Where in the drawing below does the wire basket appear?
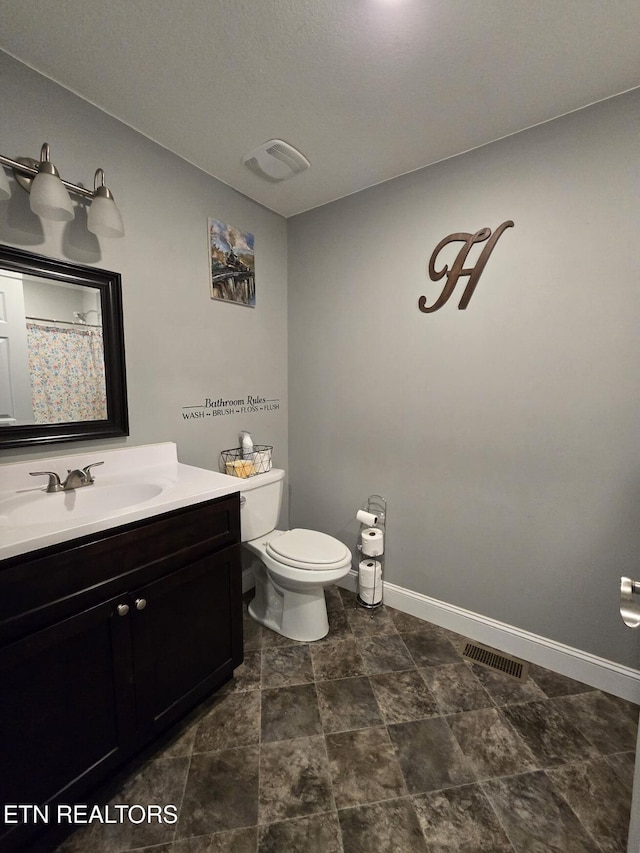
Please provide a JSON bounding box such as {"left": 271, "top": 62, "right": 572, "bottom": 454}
{"left": 220, "top": 445, "right": 273, "bottom": 478}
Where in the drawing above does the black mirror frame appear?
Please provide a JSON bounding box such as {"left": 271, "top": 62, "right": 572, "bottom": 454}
{"left": 0, "top": 244, "right": 129, "bottom": 449}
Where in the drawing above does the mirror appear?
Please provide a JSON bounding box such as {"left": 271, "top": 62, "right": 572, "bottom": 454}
{"left": 0, "top": 244, "right": 128, "bottom": 448}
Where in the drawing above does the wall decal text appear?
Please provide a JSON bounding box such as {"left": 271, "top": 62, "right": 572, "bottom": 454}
{"left": 182, "top": 395, "right": 280, "bottom": 420}
{"left": 419, "top": 220, "right": 514, "bottom": 313}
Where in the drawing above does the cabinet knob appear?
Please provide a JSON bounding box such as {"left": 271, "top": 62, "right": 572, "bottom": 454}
{"left": 117, "top": 603, "right": 129, "bottom": 616}
{"left": 135, "top": 598, "right": 147, "bottom": 611}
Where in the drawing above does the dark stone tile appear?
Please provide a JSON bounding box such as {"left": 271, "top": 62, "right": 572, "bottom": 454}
{"left": 259, "top": 736, "right": 334, "bottom": 824}
{"left": 547, "top": 757, "right": 631, "bottom": 853}
{"left": 258, "top": 811, "right": 342, "bottom": 853}
{"left": 338, "top": 587, "right": 358, "bottom": 609}
{"left": 112, "top": 755, "right": 191, "bottom": 849}
{"left": 552, "top": 691, "right": 638, "bottom": 755}
{"left": 346, "top": 605, "right": 397, "bottom": 636}
{"left": 175, "top": 746, "right": 259, "bottom": 838}
{"left": 261, "top": 683, "right": 322, "bottom": 743}
{"left": 528, "top": 663, "right": 595, "bottom": 698}
{"left": 369, "top": 669, "right": 439, "bottom": 723}
{"left": 388, "top": 717, "right": 476, "bottom": 794}
{"left": 310, "top": 636, "right": 367, "bottom": 681}
{"left": 324, "top": 585, "right": 345, "bottom": 612}
{"left": 607, "top": 693, "right": 640, "bottom": 723}
{"left": 339, "top": 797, "right": 428, "bottom": 853}
{"left": 160, "top": 718, "right": 199, "bottom": 759}
{"left": 242, "top": 611, "right": 264, "bottom": 651}
{"left": 193, "top": 691, "right": 260, "bottom": 753}
{"left": 605, "top": 751, "right": 636, "bottom": 790}
{"left": 421, "top": 663, "right": 494, "bottom": 713}
{"left": 483, "top": 770, "right": 601, "bottom": 852}
{"left": 218, "top": 650, "right": 262, "bottom": 694}
{"left": 261, "top": 644, "right": 314, "bottom": 688}
{"left": 56, "top": 756, "right": 190, "bottom": 852}
{"left": 387, "top": 607, "right": 431, "bottom": 633}
{"left": 316, "top": 676, "right": 383, "bottom": 733}
{"left": 261, "top": 625, "right": 302, "bottom": 648}
{"left": 325, "top": 727, "right": 407, "bottom": 808}
{"left": 313, "top": 608, "right": 353, "bottom": 645}
{"left": 400, "top": 630, "right": 462, "bottom": 667}
{"left": 53, "top": 819, "right": 101, "bottom": 851}
{"left": 172, "top": 826, "right": 258, "bottom": 852}
{"left": 502, "top": 699, "right": 599, "bottom": 768}
{"left": 437, "top": 626, "right": 469, "bottom": 651}
{"left": 413, "top": 784, "right": 513, "bottom": 852}
{"left": 448, "top": 707, "right": 538, "bottom": 779}
{"left": 468, "top": 661, "right": 548, "bottom": 705}
{"left": 356, "top": 634, "right": 415, "bottom": 674}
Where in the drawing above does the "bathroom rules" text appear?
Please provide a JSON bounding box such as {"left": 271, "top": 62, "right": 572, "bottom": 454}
{"left": 182, "top": 395, "right": 280, "bottom": 419}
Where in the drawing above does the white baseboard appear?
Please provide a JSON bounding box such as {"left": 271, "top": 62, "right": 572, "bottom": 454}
{"left": 338, "top": 570, "right": 640, "bottom": 704}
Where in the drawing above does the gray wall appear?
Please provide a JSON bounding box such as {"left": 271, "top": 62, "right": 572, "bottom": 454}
{"left": 0, "top": 53, "right": 288, "bottom": 516}
{"left": 3, "top": 50, "right": 640, "bottom": 669}
{"left": 288, "top": 89, "right": 640, "bottom": 668}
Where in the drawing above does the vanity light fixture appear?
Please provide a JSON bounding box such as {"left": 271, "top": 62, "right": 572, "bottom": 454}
{"left": 0, "top": 143, "right": 125, "bottom": 237}
{"left": 87, "top": 168, "right": 125, "bottom": 238}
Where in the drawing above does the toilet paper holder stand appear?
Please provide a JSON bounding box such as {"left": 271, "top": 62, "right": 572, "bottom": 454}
{"left": 356, "top": 494, "right": 386, "bottom": 610}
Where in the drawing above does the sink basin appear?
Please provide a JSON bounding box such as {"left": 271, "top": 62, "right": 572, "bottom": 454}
{"left": 0, "top": 482, "right": 164, "bottom": 526}
{"left": 0, "top": 442, "right": 242, "bottom": 560}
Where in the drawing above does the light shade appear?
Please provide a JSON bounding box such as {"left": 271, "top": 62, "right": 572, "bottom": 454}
{"left": 87, "top": 191, "right": 125, "bottom": 238}
{"left": 87, "top": 170, "right": 124, "bottom": 238}
{"left": 29, "top": 169, "right": 74, "bottom": 221}
{"left": 0, "top": 167, "right": 10, "bottom": 202}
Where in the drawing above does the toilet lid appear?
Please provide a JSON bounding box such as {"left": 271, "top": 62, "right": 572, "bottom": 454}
{"left": 266, "top": 528, "right": 350, "bottom": 569}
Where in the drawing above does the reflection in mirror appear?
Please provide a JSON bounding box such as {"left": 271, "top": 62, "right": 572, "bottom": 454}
{"left": 3, "top": 273, "right": 106, "bottom": 425}
{"left": 0, "top": 244, "right": 128, "bottom": 449}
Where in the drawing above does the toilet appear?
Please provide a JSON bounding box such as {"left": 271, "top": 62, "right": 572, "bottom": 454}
{"left": 238, "top": 468, "right": 352, "bottom": 641}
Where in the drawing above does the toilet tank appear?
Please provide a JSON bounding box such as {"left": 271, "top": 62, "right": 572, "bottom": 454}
{"left": 237, "top": 468, "right": 285, "bottom": 541}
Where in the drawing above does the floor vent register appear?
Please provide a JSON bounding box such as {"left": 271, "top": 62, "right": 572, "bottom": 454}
{"left": 462, "top": 641, "right": 529, "bottom": 682}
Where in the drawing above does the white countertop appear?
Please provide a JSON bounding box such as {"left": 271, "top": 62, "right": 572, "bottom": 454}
{"left": 0, "top": 442, "right": 241, "bottom": 561}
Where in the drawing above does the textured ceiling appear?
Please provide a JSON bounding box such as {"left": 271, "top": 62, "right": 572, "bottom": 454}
{"left": 1, "top": 0, "right": 639, "bottom": 217}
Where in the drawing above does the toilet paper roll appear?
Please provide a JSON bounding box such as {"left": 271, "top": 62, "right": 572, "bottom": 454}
{"left": 356, "top": 509, "right": 378, "bottom": 527}
{"left": 358, "top": 560, "right": 383, "bottom": 605}
{"left": 358, "top": 559, "right": 382, "bottom": 586}
{"left": 359, "top": 586, "right": 382, "bottom": 605}
{"left": 361, "top": 527, "right": 384, "bottom": 556}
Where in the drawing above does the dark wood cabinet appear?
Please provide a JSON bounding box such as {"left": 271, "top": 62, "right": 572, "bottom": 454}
{"left": 0, "top": 596, "right": 137, "bottom": 811}
{"left": 0, "top": 493, "right": 242, "bottom": 853}
{"left": 131, "top": 545, "right": 241, "bottom": 742}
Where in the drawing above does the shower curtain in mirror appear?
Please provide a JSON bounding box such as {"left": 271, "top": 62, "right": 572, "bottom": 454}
{"left": 26, "top": 322, "right": 107, "bottom": 423}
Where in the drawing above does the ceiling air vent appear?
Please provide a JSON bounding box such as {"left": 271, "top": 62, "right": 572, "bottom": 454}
{"left": 242, "top": 139, "right": 310, "bottom": 182}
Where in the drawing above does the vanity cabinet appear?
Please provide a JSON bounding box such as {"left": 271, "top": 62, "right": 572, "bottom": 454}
{"left": 0, "top": 493, "right": 242, "bottom": 853}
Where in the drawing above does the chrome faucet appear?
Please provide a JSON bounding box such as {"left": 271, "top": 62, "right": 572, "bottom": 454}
{"left": 30, "top": 461, "right": 104, "bottom": 492}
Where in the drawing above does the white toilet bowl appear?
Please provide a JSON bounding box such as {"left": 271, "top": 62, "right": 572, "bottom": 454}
{"left": 244, "top": 528, "right": 352, "bottom": 642}
{"left": 237, "top": 468, "right": 352, "bottom": 642}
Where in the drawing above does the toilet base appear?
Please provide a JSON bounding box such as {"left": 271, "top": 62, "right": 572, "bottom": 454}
{"left": 248, "top": 560, "right": 331, "bottom": 642}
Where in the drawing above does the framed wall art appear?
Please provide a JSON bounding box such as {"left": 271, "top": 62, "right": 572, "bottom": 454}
{"left": 208, "top": 218, "right": 256, "bottom": 307}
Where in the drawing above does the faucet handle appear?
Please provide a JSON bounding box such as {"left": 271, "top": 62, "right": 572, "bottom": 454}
{"left": 30, "top": 471, "right": 63, "bottom": 493}
{"left": 81, "top": 461, "right": 104, "bottom": 483}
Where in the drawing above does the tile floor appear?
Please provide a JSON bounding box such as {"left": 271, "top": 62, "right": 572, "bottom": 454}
{"left": 53, "top": 586, "right": 638, "bottom": 853}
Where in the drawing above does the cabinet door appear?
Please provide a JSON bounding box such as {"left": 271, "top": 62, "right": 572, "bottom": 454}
{"left": 0, "top": 596, "right": 136, "bottom": 851}
{"left": 131, "top": 545, "right": 243, "bottom": 742}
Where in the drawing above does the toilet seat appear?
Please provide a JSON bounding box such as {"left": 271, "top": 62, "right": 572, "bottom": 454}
{"left": 266, "top": 528, "right": 350, "bottom": 570}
